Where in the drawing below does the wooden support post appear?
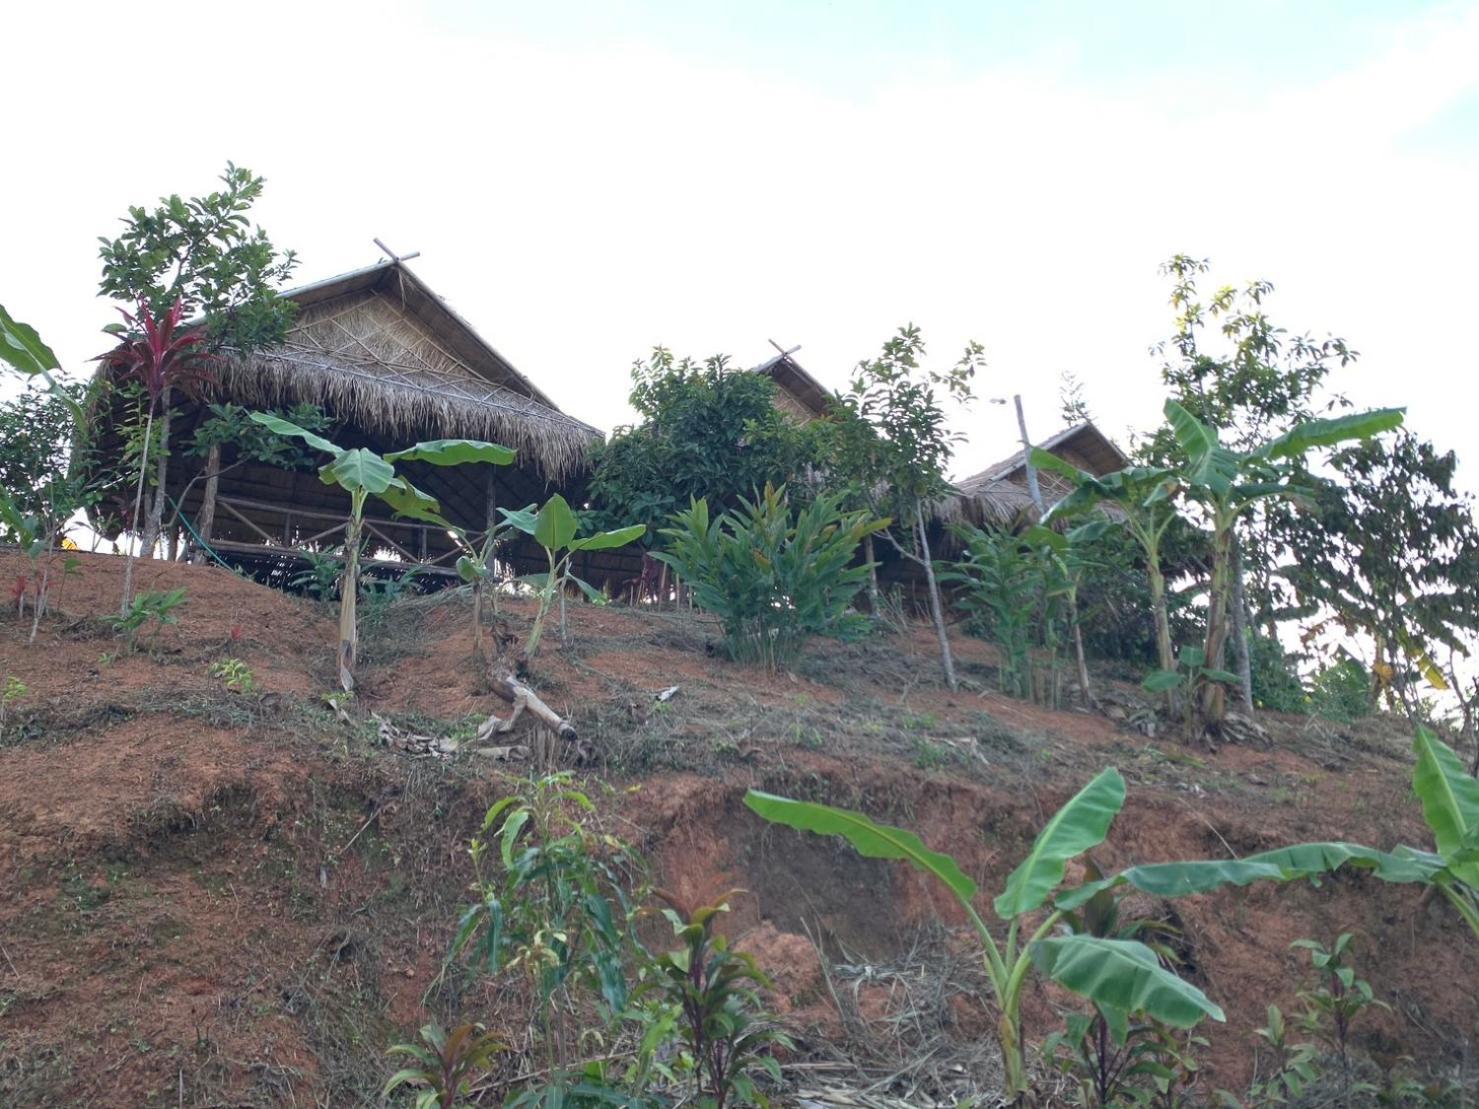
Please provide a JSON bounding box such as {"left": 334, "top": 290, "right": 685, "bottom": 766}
{"left": 192, "top": 442, "right": 221, "bottom": 565}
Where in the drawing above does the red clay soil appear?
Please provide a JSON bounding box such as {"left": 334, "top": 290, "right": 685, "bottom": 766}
{"left": 0, "top": 551, "right": 1475, "bottom": 1106}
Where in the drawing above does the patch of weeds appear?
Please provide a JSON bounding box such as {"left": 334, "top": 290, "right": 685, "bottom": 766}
{"left": 902, "top": 710, "right": 941, "bottom": 731}
{"left": 208, "top": 657, "right": 257, "bottom": 693}
{"left": 913, "top": 738, "right": 952, "bottom": 770}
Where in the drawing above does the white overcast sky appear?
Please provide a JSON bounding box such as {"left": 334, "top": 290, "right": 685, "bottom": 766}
{"left": 5, "top": 1, "right": 1478, "bottom": 485}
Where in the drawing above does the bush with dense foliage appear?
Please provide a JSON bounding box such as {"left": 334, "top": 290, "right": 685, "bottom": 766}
{"left": 585, "top": 349, "right": 821, "bottom": 541}
{"left": 655, "top": 484, "right": 886, "bottom": 669}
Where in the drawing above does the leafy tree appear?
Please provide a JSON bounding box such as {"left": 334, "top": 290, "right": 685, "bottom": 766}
{"left": 97, "top": 163, "right": 298, "bottom": 558}
{"left": 586, "top": 349, "right": 820, "bottom": 542}
{"left": 98, "top": 163, "right": 299, "bottom": 352}
{"left": 1281, "top": 430, "right": 1479, "bottom": 723}
{"left": 96, "top": 300, "right": 215, "bottom": 614}
{"left": 1058, "top": 369, "right": 1094, "bottom": 426}
{"left": 1159, "top": 400, "right": 1402, "bottom": 732}
{"left": 1148, "top": 254, "right": 1359, "bottom": 706}
{"left": 825, "top": 325, "right": 984, "bottom": 690}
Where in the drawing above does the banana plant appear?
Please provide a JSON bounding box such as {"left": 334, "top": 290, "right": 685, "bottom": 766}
{"left": 1159, "top": 399, "right": 1404, "bottom": 730}
{"left": 1031, "top": 453, "right": 1182, "bottom": 680}
{"left": 1142, "top": 645, "right": 1239, "bottom": 738}
{"left": 448, "top": 515, "right": 514, "bottom": 655}
{"left": 1054, "top": 727, "right": 1477, "bottom": 940}
{"left": 498, "top": 494, "right": 645, "bottom": 661}
{"left": 745, "top": 770, "right": 1224, "bottom": 1099}
{"left": 249, "top": 413, "right": 514, "bottom": 691}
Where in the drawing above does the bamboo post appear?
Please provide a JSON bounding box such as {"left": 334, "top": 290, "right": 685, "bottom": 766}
{"left": 192, "top": 442, "right": 221, "bottom": 565}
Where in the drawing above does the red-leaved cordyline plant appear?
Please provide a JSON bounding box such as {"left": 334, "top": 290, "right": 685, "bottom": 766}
{"left": 96, "top": 298, "right": 215, "bottom": 614}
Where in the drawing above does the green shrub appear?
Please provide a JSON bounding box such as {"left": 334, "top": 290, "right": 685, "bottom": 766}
{"left": 1310, "top": 658, "right": 1371, "bottom": 723}
{"left": 1248, "top": 632, "right": 1307, "bottom": 713}
{"left": 655, "top": 484, "right": 886, "bottom": 669}
{"left": 943, "top": 525, "right": 1081, "bottom": 702}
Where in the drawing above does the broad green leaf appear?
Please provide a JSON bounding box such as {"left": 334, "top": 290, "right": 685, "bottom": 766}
{"left": 498, "top": 504, "right": 539, "bottom": 536}
{"left": 533, "top": 494, "right": 579, "bottom": 551}
{"left": 322, "top": 448, "right": 395, "bottom": 494}
{"left": 1142, "top": 670, "right": 1183, "bottom": 693}
{"left": 1056, "top": 841, "right": 1441, "bottom": 911}
{"left": 994, "top": 768, "right": 1125, "bottom": 919}
{"left": 570, "top": 524, "right": 647, "bottom": 551}
{"left": 250, "top": 410, "right": 344, "bottom": 456}
{"left": 1022, "top": 524, "right": 1068, "bottom": 553}
{"left": 375, "top": 477, "right": 445, "bottom": 524}
{"left": 1163, "top": 400, "right": 1219, "bottom": 463}
{"left": 1259, "top": 408, "right": 1405, "bottom": 461}
{"left": 384, "top": 439, "right": 516, "bottom": 467}
{"left": 456, "top": 555, "right": 481, "bottom": 583}
{"left": 568, "top": 574, "right": 608, "bottom": 603}
{"left": 743, "top": 790, "right": 978, "bottom": 906}
{"left": 1201, "top": 668, "right": 1240, "bottom": 684}
{"left": 1029, "top": 447, "right": 1089, "bottom": 484}
{"left": 1164, "top": 400, "right": 1238, "bottom": 493}
{"left": 1030, "top": 935, "right": 1224, "bottom": 1028}
{"left": 0, "top": 303, "right": 60, "bottom": 375}
{"left": 1413, "top": 726, "right": 1479, "bottom": 885}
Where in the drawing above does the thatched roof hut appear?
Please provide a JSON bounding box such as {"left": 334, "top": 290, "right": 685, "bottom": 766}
{"left": 750, "top": 348, "right": 833, "bottom": 422}
{"left": 944, "top": 420, "right": 1128, "bottom": 528}
{"left": 90, "top": 259, "right": 603, "bottom": 574}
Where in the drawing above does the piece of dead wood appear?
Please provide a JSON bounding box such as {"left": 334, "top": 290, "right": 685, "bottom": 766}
{"left": 476, "top": 663, "right": 593, "bottom": 761}
{"left": 373, "top": 712, "right": 456, "bottom": 758}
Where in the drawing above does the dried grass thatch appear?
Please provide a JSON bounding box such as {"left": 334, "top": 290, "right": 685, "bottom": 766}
{"left": 939, "top": 420, "right": 1128, "bottom": 529}
{"left": 219, "top": 283, "right": 599, "bottom": 482}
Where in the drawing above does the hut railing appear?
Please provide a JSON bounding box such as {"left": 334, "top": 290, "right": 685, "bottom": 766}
{"left": 208, "top": 494, "right": 466, "bottom": 571}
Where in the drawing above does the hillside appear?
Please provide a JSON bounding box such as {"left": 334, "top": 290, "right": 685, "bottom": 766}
{"left": 0, "top": 552, "right": 1473, "bottom": 1106}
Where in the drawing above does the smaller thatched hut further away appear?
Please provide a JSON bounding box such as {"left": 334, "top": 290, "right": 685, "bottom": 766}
{"left": 89, "top": 259, "right": 603, "bottom": 576}
{"left": 944, "top": 420, "right": 1128, "bottom": 528}
{"left": 750, "top": 347, "right": 834, "bottom": 422}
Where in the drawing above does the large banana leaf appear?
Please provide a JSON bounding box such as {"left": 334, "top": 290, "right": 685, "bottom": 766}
{"left": 384, "top": 439, "right": 516, "bottom": 467}
{"left": 321, "top": 448, "right": 396, "bottom": 495}
{"left": 0, "top": 303, "right": 60, "bottom": 376}
{"left": 533, "top": 494, "right": 580, "bottom": 552}
{"left": 1030, "top": 935, "right": 1224, "bottom": 1029}
{"left": 570, "top": 524, "right": 647, "bottom": 552}
{"left": 1163, "top": 400, "right": 1238, "bottom": 495}
{"left": 249, "top": 411, "right": 344, "bottom": 456}
{"left": 376, "top": 477, "right": 446, "bottom": 525}
{"left": 1413, "top": 727, "right": 1479, "bottom": 886}
{"left": 994, "top": 768, "right": 1125, "bottom": 919}
{"left": 1055, "top": 841, "right": 1440, "bottom": 911}
{"left": 743, "top": 790, "right": 978, "bottom": 905}
{"left": 1257, "top": 408, "right": 1405, "bottom": 461}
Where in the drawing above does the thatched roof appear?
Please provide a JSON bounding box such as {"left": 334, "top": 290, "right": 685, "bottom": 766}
{"left": 751, "top": 348, "right": 833, "bottom": 422}
{"left": 217, "top": 259, "right": 600, "bottom": 481}
{"left": 943, "top": 420, "right": 1128, "bottom": 527}
{"left": 87, "top": 260, "right": 603, "bottom": 565}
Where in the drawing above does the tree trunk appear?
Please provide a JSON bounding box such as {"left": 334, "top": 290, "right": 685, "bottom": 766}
{"left": 338, "top": 496, "right": 364, "bottom": 692}
{"left": 864, "top": 533, "right": 880, "bottom": 614}
{"left": 192, "top": 441, "right": 221, "bottom": 565}
{"left": 1199, "top": 525, "right": 1235, "bottom": 729}
{"left": 139, "top": 390, "right": 172, "bottom": 559}
{"left": 119, "top": 406, "right": 157, "bottom": 616}
{"left": 1147, "top": 560, "right": 1174, "bottom": 675}
{"left": 1230, "top": 534, "right": 1255, "bottom": 713}
{"left": 915, "top": 501, "right": 958, "bottom": 691}
{"left": 1069, "top": 591, "right": 1093, "bottom": 709}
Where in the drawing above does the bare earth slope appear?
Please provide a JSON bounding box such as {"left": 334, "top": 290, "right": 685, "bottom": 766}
{"left": 0, "top": 552, "right": 1473, "bottom": 1105}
